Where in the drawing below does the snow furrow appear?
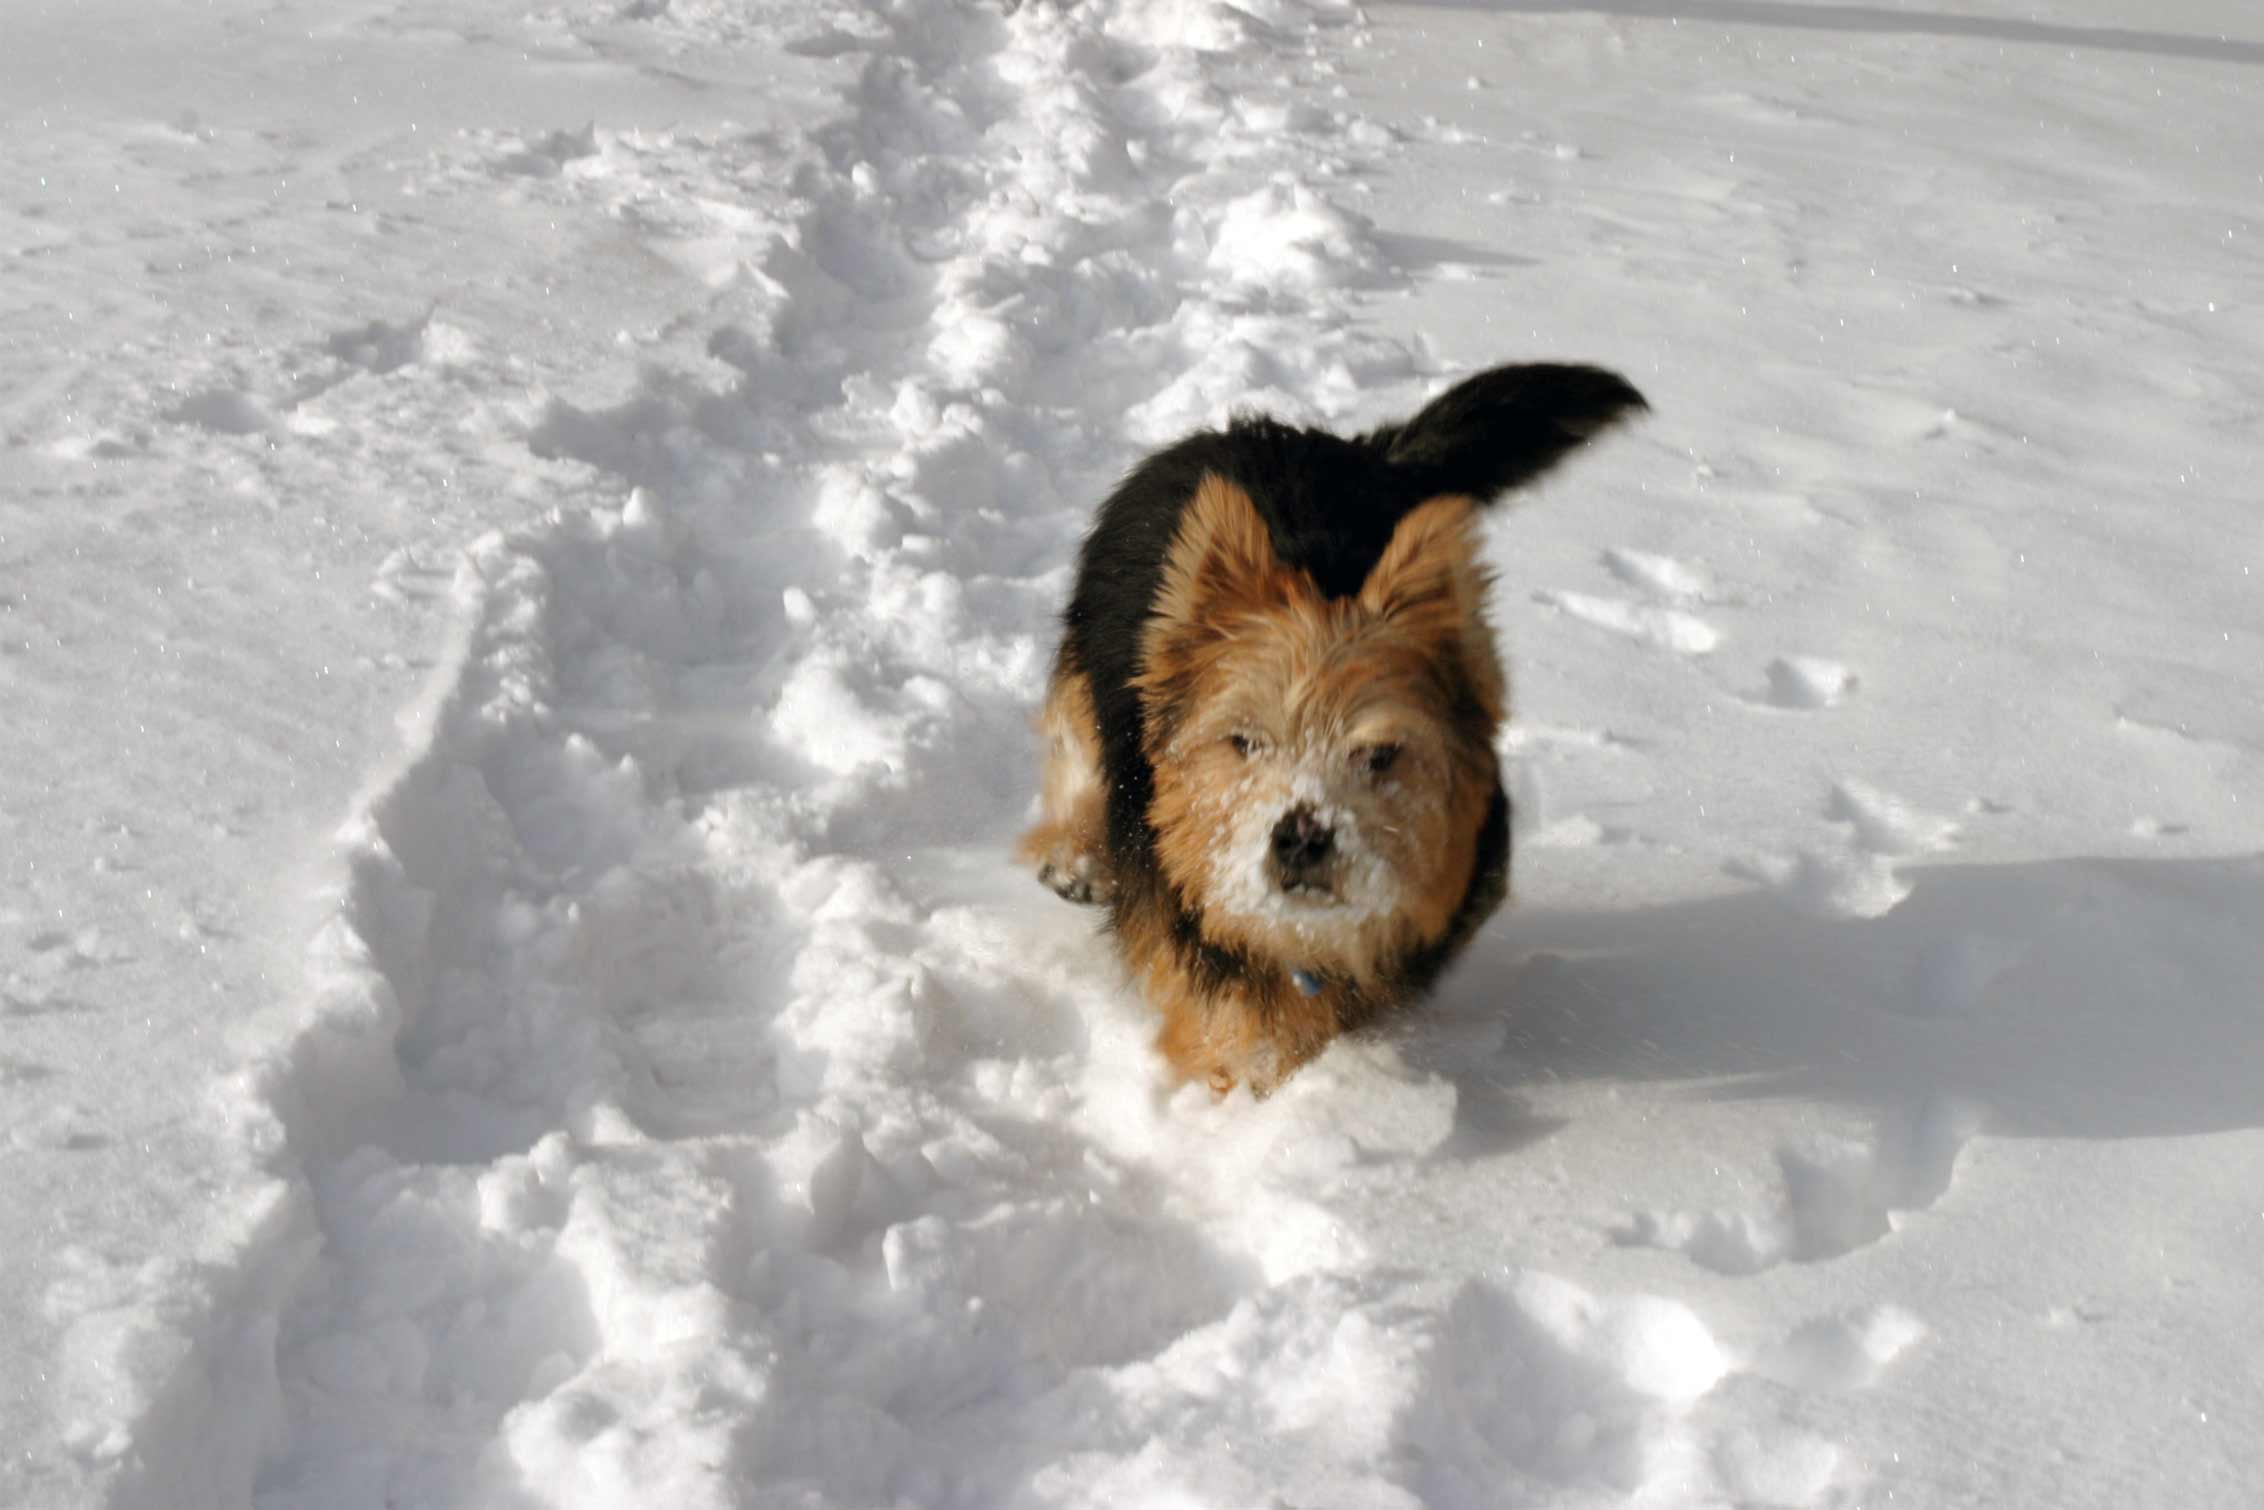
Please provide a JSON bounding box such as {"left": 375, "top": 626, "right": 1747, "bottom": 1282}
{"left": 140, "top": 2, "right": 1877, "bottom": 1505}
{"left": 17, "top": 1, "right": 2264, "bottom": 1506}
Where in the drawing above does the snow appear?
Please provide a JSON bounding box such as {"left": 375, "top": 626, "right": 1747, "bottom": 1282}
{"left": 4, "top": 0, "right": 2262, "bottom": 1507}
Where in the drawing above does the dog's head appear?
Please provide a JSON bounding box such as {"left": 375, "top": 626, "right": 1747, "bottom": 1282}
{"left": 1135, "top": 474, "right": 1506, "bottom": 976}
{"left": 1125, "top": 362, "right": 1645, "bottom": 979}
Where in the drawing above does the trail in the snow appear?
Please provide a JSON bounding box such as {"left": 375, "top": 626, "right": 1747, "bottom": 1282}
{"left": 15, "top": 0, "right": 2263, "bottom": 1505}
{"left": 98, "top": 1, "right": 1914, "bottom": 1506}
{"left": 213, "top": 1, "right": 1442, "bottom": 1503}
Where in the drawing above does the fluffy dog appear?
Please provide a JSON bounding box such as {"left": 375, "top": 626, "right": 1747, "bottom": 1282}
{"left": 1021, "top": 363, "right": 1646, "bottom": 1094}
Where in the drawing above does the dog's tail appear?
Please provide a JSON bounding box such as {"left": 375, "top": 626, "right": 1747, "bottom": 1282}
{"left": 1362, "top": 363, "right": 1647, "bottom": 505}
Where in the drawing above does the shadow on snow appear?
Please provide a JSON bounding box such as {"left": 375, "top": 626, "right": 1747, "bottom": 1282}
{"left": 1424, "top": 851, "right": 2264, "bottom": 1143}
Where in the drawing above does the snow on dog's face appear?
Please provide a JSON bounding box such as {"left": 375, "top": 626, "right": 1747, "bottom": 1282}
{"left": 1135, "top": 475, "right": 1505, "bottom": 977}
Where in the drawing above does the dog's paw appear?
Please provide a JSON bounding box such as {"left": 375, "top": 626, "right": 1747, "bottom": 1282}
{"left": 1019, "top": 822, "right": 1114, "bottom": 906}
{"left": 1036, "top": 851, "right": 1111, "bottom": 906}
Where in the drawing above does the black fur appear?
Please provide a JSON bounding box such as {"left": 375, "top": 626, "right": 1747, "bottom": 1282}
{"left": 1062, "top": 361, "right": 1645, "bottom": 914}
{"left": 1362, "top": 362, "right": 1648, "bottom": 504}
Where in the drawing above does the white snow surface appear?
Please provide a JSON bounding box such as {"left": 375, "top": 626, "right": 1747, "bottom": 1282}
{"left": 5, "top": 1, "right": 2263, "bottom": 1507}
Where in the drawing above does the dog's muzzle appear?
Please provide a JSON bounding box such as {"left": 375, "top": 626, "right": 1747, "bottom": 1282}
{"left": 1268, "top": 804, "right": 1337, "bottom": 897}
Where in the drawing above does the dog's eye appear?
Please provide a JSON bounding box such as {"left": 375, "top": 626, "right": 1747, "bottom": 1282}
{"left": 1227, "top": 732, "right": 1257, "bottom": 758}
{"left": 1361, "top": 743, "right": 1403, "bottom": 778}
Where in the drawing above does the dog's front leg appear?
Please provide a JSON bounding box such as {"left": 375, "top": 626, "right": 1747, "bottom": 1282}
{"left": 1016, "top": 662, "right": 1114, "bottom": 906}
{"left": 1154, "top": 970, "right": 1345, "bottom": 1099}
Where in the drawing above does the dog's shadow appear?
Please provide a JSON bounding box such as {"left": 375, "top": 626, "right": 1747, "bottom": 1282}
{"left": 1402, "top": 851, "right": 2264, "bottom": 1153}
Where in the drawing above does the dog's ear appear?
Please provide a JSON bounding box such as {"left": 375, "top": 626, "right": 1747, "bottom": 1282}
{"left": 1150, "top": 473, "right": 1301, "bottom": 639}
{"left": 1358, "top": 495, "right": 1484, "bottom": 633}
{"left": 1367, "top": 363, "right": 1646, "bottom": 504}
{"left": 1358, "top": 496, "right": 1505, "bottom": 721}
{"left": 1137, "top": 474, "right": 1307, "bottom": 753}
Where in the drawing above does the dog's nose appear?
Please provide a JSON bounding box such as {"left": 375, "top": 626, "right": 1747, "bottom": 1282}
{"left": 1270, "top": 806, "right": 1335, "bottom": 883}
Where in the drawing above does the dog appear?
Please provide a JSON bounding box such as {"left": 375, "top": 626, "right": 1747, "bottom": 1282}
{"left": 1020, "top": 363, "right": 1646, "bottom": 1094}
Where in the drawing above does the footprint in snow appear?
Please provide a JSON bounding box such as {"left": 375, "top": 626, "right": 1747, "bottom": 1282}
{"left": 1734, "top": 780, "right": 1956, "bottom": 921}
{"left": 163, "top": 386, "right": 271, "bottom": 436}
{"left": 1601, "top": 546, "right": 1711, "bottom": 603}
{"left": 1619, "top": 1098, "right": 1979, "bottom": 1276}
{"left": 1533, "top": 589, "right": 1720, "bottom": 655}
{"left": 1762, "top": 1304, "right": 1929, "bottom": 1392}
{"left": 1729, "top": 847, "right": 1908, "bottom": 920}
{"left": 0, "top": 1053, "right": 57, "bottom": 1086}
{"left": 8, "top": 1101, "right": 109, "bottom": 1152}
{"left": 325, "top": 310, "right": 435, "bottom": 375}
{"left": 1824, "top": 778, "right": 1960, "bottom": 857}
{"left": 493, "top": 125, "right": 599, "bottom": 179}
{"left": 1758, "top": 655, "right": 1855, "bottom": 710}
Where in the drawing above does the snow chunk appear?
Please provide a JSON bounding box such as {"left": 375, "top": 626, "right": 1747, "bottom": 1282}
{"left": 1205, "top": 178, "right": 1381, "bottom": 292}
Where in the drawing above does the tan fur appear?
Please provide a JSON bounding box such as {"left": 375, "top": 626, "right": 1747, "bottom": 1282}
{"left": 1016, "top": 665, "right": 1112, "bottom": 905}
{"left": 1109, "top": 882, "right": 1350, "bottom": 1094}
{"left": 1120, "top": 477, "right": 1504, "bottom": 1094}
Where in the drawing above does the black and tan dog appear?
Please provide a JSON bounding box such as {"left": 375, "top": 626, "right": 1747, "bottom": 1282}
{"left": 1021, "top": 364, "right": 1646, "bottom": 1094}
